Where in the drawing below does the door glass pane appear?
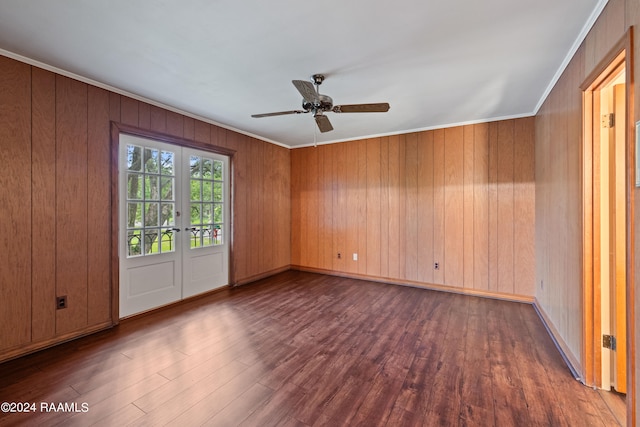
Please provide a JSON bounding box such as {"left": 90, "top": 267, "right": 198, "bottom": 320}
{"left": 188, "top": 154, "right": 225, "bottom": 248}
{"left": 214, "top": 203, "right": 223, "bottom": 223}
{"left": 190, "top": 180, "right": 202, "bottom": 202}
{"left": 213, "top": 182, "right": 223, "bottom": 202}
{"left": 127, "top": 202, "right": 143, "bottom": 227}
{"left": 213, "top": 225, "right": 223, "bottom": 245}
{"left": 203, "top": 204, "right": 213, "bottom": 223}
{"left": 204, "top": 159, "right": 214, "bottom": 179}
{"left": 189, "top": 227, "right": 202, "bottom": 248}
{"left": 127, "top": 145, "right": 142, "bottom": 172}
{"left": 144, "top": 148, "right": 159, "bottom": 173}
{"left": 144, "top": 203, "right": 159, "bottom": 227}
{"left": 160, "top": 228, "right": 176, "bottom": 252}
{"left": 160, "top": 177, "right": 174, "bottom": 200}
{"left": 127, "top": 230, "right": 142, "bottom": 256}
{"left": 213, "top": 160, "right": 223, "bottom": 180}
{"left": 144, "top": 229, "right": 159, "bottom": 254}
{"left": 161, "top": 151, "right": 174, "bottom": 175}
{"left": 190, "top": 155, "right": 201, "bottom": 178}
{"left": 127, "top": 173, "right": 143, "bottom": 199}
{"left": 161, "top": 203, "right": 175, "bottom": 226}
{"left": 125, "top": 143, "right": 176, "bottom": 257}
{"left": 190, "top": 204, "right": 201, "bottom": 225}
{"left": 202, "top": 181, "right": 213, "bottom": 202}
{"left": 145, "top": 176, "right": 159, "bottom": 200}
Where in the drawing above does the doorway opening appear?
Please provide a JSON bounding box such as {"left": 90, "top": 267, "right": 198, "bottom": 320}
{"left": 117, "top": 133, "right": 231, "bottom": 318}
{"left": 581, "top": 34, "right": 633, "bottom": 421}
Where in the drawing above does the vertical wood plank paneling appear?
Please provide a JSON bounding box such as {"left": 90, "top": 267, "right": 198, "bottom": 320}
{"left": 497, "top": 121, "right": 515, "bottom": 294}
{"left": 514, "top": 118, "right": 535, "bottom": 296}
{"left": 251, "top": 140, "right": 264, "bottom": 275}
{"left": 444, "top": 126, "right": 464, "bottom": 288}
{"left": 109, "top": 92, "right": 120, "bottom": 123}
{"left": 149, "top": 105, "right": 166, "bottom": 133}
{"left": 291, "top": 148, "right": 304, "bottom": 266}
{"left": 120, "top": 96, "right": 138, "bottom": 126}
{"left": 87, "top": 86, "right": 111, "bottom": 325}
{"left": 278, "top": 144, "right": 291, "bottom": 268}
{"left": 366, "top": 138, "right": 381, "bottom": 277}
{"left": 307, "top": 147, "right": 319, "bottom": 268}
{"left": 320, "top": 144, "right": 333, "bottom": 270}
{"left": 566, "top": 51, "right": 584, "bottom": 346}
{"left": 397, "top": 135, "right": 407, "bottom": 280}
{"left": 417, "top": 131, "right": 434, "bottom": 284}
{"left": 166, "top": 111, "right": 184, "bottom": 138}
{"left": 212, "top": 126, "right": 227, "bottom": 148}
{"left": 0, "top": 57, "right": 31, "bottom": 351}
{"left": 488, "top": 122, "right": 499, "bottom": 292}
{"left": 289, "top": 118, "right": 534, "bottom": 299}
{"left": 194, "top": 120, "right": 211, "bottom": 145}
{"left": 55, "top": 75, "right": 88, "bottom": 334}
{"left": 463, "top": 125, "right": 475, "bottom": 289}
{"left": 138, "top": 102, "right": 151, "bottom": 129}
{"left": 433, "top": 129, "right": 445, "bottom": 285}
{"left": 404, "top": 134, "right": 419, "bottom": 281}
{"left": 357, "top": 140, "right": 368, "bottom": 275}
{"left": 379, "top": 137, "right": 390, "bottom": 278}
{"left": 345, "top": 141, "right": 359, "bottom": 274}
{"left": 232, "top": 134, "right": 248, "bottom": 280}
{"left": 473, "top": 123, "right": 490, "bottom": 291}
{"left": 31, "top": 67, "right": 56, "bottom": 342}
{"left": 262, "top": 143, "right": 275, "bottom": 271}
{"left": 387, "top": 135, "right": 402, "bottom": 279}
{"left": 297, "top": 148, "right": 312, "bottom": 265}
{"left": 333, "top": 142, "right": 347, "bottom": 272}
{"left": 183, "top": 116, "right": 195, "bottom": 141}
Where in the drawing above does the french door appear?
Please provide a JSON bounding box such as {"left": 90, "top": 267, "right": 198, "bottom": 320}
{"left": 118, "top": 134, "right": 230, "bottom": 318}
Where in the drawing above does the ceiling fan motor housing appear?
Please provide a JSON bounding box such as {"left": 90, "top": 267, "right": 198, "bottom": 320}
{"left": 302, "top": 94, "right": 333, "bottom": 113}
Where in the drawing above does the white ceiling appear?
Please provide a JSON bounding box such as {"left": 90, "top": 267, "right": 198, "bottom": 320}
{"left": 0, "top": 0, "right": 606, "bottom": 148}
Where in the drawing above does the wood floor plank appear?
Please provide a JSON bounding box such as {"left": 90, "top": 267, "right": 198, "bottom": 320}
{"left": 0, "top": 271, "right": 624, "bottom": 426}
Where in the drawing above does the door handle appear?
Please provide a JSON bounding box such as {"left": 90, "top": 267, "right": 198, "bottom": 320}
{"left": 171, "top": 228, "right": 181, "bottom": 233}
{"left": 185, "top": 227, "right": 197, "bottom": 232}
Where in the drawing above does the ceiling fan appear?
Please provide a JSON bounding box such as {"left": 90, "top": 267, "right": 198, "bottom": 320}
{"left": 251, "top": 74, "right": 390, "bottom": 133}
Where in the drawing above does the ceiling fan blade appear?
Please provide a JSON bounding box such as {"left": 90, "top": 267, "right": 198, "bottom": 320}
{"left": 333, "top": 103, "right": 390, "bottom": 113}
{"left": 315, "top": 114, "right": 333, "bottom": 133}
{"left": 251, "top": 110, "right": 307, "bottom": 118}
{"left": 292, "top": 80, "right": 319, "bottom": 104}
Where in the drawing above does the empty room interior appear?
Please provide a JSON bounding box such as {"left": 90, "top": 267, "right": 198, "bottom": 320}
{"left": 1, "top": 0, "right": 640, "bottom": 425}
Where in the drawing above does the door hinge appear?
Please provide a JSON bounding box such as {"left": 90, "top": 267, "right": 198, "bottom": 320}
{"left": 602, "top": 113, "right": 615, "bottom": 128}
{"left": 603, "top": 334, "right": 617, "bottom": 350}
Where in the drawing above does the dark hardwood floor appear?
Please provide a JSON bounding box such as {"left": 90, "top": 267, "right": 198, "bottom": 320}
{"left": 0, "top": 271, "right": 622, "bottom": 426}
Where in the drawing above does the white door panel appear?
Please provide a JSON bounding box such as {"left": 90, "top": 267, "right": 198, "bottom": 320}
{"left": 182, "top": 148, "right": 229, "bottom": 298}
{"left": 119, "top": 135, "right": 229, "bottom": 318}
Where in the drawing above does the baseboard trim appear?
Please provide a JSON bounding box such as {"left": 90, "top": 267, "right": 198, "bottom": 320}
{"left": 233, "top": 265, "right": 291, "bottom": 286}
{"left": 290, "top": 265, "right": 534, "bottom": 304}
{"left": 0, "top": 321, "right": 114, "bottom": 364}
{"left": 533, "top": 298, "right": 583, "bottom": 382}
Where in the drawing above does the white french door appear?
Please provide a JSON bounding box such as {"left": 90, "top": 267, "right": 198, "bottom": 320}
{"left": 119, "top": 134, "right": 230, "bottom": 318}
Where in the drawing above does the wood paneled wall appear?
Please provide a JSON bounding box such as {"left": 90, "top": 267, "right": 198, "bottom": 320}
{"left": 291, "top": 119, "right": 535, "bottom": 299}
{"left": 0, "top": 55, "right": 290, "bottom": 361}
{"left": 535, "top": 0, "right": 626, "bottom": 375}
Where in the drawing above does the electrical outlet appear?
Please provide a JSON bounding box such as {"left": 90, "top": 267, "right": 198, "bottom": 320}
{"left": 434, "top": 262, "right": 439, "bottom": 270}
{"left": 337, "top": 252, "right": 342, "bottom": 259}
{"left": 56, "top": 296, "right": 67, "bottom": 310}
{"left": 353, "top": 253, "right": 358, "bottom": 261}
